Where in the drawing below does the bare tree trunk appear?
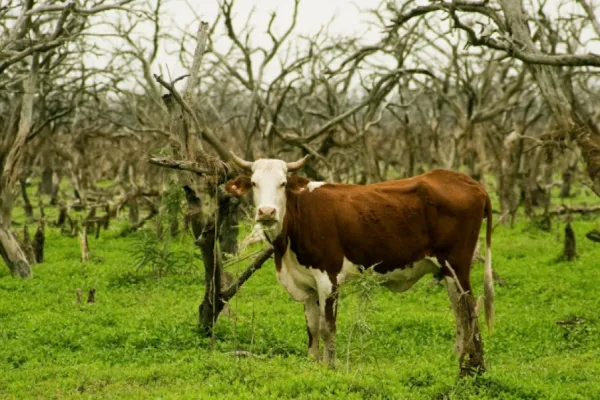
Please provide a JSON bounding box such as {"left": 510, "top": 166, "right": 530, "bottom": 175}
{"left": 39, "top": 149, "right": 54, "bottom": 196}
{"left": 19, "top": 179, "right": 34, "bottom": 221}
{"left": 0, "top": 55, "right": 38, "bottom": 278}
{"left": 50, "top": 171, "right": 60, "bottom": 206}
{"left": 540, "top": 147, "right": 554, "bottom": 228}
{"left": 33, "top": 220, "right": 45, "bottom": 263}
{"left": 562, "top": 222, "right": 577, "bottom": 261}
{"left": 128, "top": 196, "right": 139, "bottom": 224}
{"left": 198, "top": 214, "right": 225, "bottom": 334}
{"left": 498, "top": 131, "right": 524, "bottom": 226}
{"left": 79, "top": 227, "right": 89, "bottom": 262}
{"left": 0, "top": 226, "right": 31, "bottom": 277}
{"left": 362, "top": 131, "right": 382, "bottom": 183}
{"left": 560, "top": 163, "right": 576, "bottom": 199}
{"left": 464, "top": 123, "right": 479, "bottom": 180}
{"left": 219, "top": 196, "right": 240, "bottom": 259}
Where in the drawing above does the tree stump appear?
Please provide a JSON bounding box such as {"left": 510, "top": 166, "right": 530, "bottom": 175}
{"left": 87, "top": 288, "right": 96, "bottom": 303}
{"left": 562, "top": 222, "right": 577, "bottom": 261}
{"left": 33, "top": 221, "right": 44, "bottom": 263}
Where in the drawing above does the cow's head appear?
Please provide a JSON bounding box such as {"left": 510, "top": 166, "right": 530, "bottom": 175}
{"left": 225, "top": 152, "right": 310, "bottom": 239}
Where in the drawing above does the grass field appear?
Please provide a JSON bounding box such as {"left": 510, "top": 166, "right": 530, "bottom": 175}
{"left": 1, "top": 183, "right": 600, "bottom": 399}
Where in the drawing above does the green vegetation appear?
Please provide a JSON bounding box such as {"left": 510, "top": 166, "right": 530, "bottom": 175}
{"left": 1, "top": 185, "right": 600, "bottom": 399}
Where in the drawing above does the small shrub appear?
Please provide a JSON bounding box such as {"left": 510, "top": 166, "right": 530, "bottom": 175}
{"left": 131, "top": 230, "right": 197, "bottom": 279}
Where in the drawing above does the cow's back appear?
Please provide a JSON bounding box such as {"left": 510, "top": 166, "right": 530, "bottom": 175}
{"left": 287, "top": 169, "right": 489, "bottom": 275}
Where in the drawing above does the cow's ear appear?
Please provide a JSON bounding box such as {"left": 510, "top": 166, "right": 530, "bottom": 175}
{"left": 286, "top": 175, "right": 310, "bottom": 193}
{"left": 225, "top": 176, "right": 252, "bottom": 196}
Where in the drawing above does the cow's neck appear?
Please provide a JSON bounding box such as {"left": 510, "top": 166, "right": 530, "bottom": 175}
{"left": 272, "top": 189, "right": 302, "bottom": 263}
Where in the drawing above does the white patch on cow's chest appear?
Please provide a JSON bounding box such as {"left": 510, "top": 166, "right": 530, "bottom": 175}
{"left": 277, "top": 242, "right": 333, "bottom": 302}
{"left": 380, "top": 257, "right": 441, "bottom": 293}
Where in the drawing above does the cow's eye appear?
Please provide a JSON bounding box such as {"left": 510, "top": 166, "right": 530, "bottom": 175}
{"left": 280, "top": 182, "right": 287, "bottom": 187}
{"left": 251, "top": 181, "right": 257, "bottom": 187}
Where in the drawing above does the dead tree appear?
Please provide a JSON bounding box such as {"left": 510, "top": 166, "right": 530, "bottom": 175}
{"left": 389, "top": 0, "right": 600, "bottom": 199}
{"left": 0, "top": 0, "right": 136, "bottom": 277}
{"left": 148, "top": 21, "right": 274, "bottom": 335}
{"left": 0, "top": 56, "right": 38, "bottom": 277}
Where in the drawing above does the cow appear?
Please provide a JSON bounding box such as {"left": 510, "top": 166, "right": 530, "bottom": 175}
{"left": 225, "top": 152, "right": 494, "bottom": 376}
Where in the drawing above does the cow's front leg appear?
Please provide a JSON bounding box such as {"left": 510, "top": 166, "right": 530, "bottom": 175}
{"left": 319, "top": 287, "right": 339, "bottom": 368}
{"left": 304, "top": 292, "right": 321, "bottom": 361}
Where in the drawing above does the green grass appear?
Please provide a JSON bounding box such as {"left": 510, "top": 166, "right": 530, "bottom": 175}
{"left": 1, "top": 185, "right": 600, "bottom": 399}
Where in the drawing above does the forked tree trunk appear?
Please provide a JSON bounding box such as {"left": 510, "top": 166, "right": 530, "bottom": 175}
{"left": 158, "top": 22, "right": 223, "bottom": 335}
{"left": 152, "top": 21, "right": 274, "bottom": 336}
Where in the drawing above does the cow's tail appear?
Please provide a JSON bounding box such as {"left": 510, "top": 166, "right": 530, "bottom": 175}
{"left": 483, "top": 194, "right": 495, "bottom": 334}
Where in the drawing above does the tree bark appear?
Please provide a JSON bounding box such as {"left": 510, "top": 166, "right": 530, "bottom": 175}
{"left": 0, "top": 226, "right": 31, "bottom": 277}
{"left": 560, "top": 163, "right": 576, "bottom": 199}
{"left": 218, "top": 187, "right": 242, "bottom": 259}
{"left": 498, "top": 130, "right": 524, "bottom": 226}
{"left": 0, "top": 55, "right": 38, "bottom": 278}
{"left": 39, "top": 148, "right": 54, "bottom": 196}
{"left": 562, "top": 222, "right": 577, "bottom": 261}
{"left": 33, "top": 221, "right": 45, "bottom": 263}
{"left": 19, "top": 178, "right": 34, "bottom": 221}
{"left": 198, "top": 214, "right": 225, "bottom": 335}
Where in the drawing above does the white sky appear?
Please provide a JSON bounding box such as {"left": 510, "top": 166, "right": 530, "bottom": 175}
{"left": 157, "top": 0, "right": 384, "bottom": 79}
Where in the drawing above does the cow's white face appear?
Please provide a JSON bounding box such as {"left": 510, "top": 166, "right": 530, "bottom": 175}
{"left": 249, "top": 159, "right": 289, "bottom": 237}
{"left": 225, "top": 159, "right": 290, "bottom": 240}
{"left": 225, "top": 154, "right": 311, "bottom": 241}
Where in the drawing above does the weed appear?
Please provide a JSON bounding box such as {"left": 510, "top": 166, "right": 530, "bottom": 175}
{"left": 131, "top": 230, "right": 197, "bottom": 279}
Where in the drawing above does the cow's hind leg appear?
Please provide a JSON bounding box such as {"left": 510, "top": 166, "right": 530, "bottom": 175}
{"left": 304, "top": 292, "right": 321, "bottom": 361}
{"left": 444, "top": 265, "right": 485, "bottom": 377}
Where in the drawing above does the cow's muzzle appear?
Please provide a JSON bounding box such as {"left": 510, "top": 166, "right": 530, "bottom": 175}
{"left": 257, "top": 206, "right": 277, "bottom": 226}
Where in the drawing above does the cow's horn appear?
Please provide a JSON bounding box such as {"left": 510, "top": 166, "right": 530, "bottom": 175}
{"left": 230, "top": 151, "right": 254, "bottom": 170}
{"left": 286, "top": 155, "right": 310, "bottom": 171}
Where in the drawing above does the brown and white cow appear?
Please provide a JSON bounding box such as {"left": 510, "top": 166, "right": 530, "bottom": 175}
{"left": 225, "top": 153, "right": 494, "bottom": 374}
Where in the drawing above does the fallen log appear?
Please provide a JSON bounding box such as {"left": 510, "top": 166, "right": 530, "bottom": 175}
{"left": 548, "top": 205, "right": 600, "bottom": 216}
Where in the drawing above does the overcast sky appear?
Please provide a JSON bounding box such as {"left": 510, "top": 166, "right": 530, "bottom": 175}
{"left": 156, "top": 0, "right": 383, "bottom": 79}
